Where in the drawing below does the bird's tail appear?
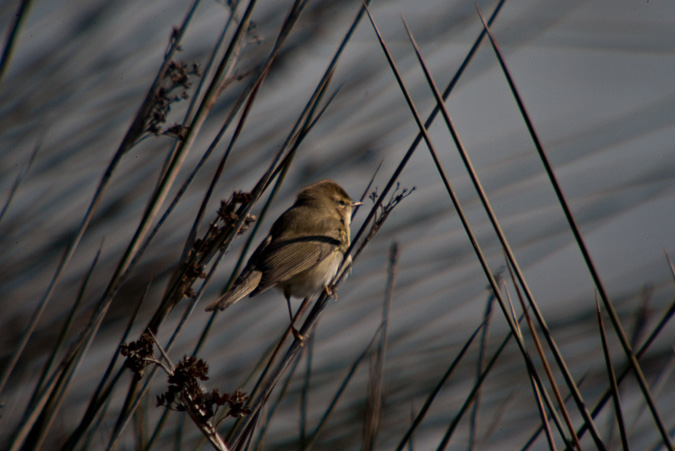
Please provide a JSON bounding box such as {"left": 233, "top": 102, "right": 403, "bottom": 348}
{"left": 205, "top": 271, "right": 261, "bottom": 311}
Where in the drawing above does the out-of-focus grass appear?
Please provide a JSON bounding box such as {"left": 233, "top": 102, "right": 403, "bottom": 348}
{"left": 1, "top": 0, "right": 674, "bottom": 450}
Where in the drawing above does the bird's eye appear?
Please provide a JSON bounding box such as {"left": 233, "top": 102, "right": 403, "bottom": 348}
{"left": 338, "top": 199, "right": 347, "bottom": 206}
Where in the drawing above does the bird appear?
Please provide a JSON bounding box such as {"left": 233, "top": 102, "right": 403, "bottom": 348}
{"left": 205, "top": 180, "right": 359, "bottom": 340}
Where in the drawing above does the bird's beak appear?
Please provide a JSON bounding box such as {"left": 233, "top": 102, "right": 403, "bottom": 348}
{"left": 351, "top": 201, "right": 363, "bottom": 207}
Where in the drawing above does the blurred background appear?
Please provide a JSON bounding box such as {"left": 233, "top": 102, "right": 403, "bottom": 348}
{"left": 1, "top": 0, "right": 674, "bottom": 449}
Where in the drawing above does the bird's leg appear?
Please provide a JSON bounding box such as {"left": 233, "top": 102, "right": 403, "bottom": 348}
{"left": 285, "top": 295, "right": 304, "bottom": 342}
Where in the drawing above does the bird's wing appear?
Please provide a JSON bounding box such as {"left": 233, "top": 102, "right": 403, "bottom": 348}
{"left": 253, "top": 208, "right": 344, "bottom": 293}
{"left": 254, "top": 235, "right": 340, "bottom": 292}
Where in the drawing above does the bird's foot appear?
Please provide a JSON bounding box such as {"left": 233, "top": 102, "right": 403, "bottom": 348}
{"left": 323, "top": 284, "right": 337, "bottom": 299}
{"left": 291, "top": 326, "right": 305, "bottom": 343}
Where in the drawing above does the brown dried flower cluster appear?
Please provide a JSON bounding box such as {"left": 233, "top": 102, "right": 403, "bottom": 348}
{"left": 146, "top": 60, "right": 201, "bottom": 136}
{"left": 156, "top": 356, "right": 251, "bottom": 422}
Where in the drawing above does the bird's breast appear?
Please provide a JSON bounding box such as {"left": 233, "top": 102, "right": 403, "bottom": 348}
{"left": 278, "top": 250, "right": 343, "bottom": 299}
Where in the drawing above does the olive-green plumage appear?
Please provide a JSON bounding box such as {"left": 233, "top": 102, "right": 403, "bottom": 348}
{"left": 205, "top": 181, "right": 357, "bottom": 327}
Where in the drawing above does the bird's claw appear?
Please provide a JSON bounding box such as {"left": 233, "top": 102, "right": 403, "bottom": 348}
{"left": 291, "top": 326, "right": 305, "bottom": 343}
{"left": 323, "top": 284, "right": 337, "bottom": 299}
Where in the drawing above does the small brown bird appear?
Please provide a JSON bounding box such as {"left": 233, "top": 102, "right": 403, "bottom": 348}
{"left": 205, "top": 180, "right": 359, "bottom": 340}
